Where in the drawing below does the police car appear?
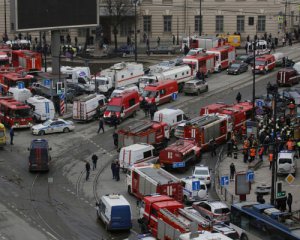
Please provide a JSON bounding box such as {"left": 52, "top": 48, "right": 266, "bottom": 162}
{"left": 31, "top": 118, "right": 75, "bottom": 135}
{"left": 181, "top": 176, "right": 208, "bottom": 203}
{"left": 192, "top": 165, "right": 212, "bottom": 187}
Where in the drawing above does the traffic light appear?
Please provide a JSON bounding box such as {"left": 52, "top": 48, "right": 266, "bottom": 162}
{"left": 276, "top": 181, "right": 286, "bottom": 199}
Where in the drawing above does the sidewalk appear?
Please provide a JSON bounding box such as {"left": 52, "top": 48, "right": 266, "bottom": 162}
{"left": 215, "top": 149, "right": 300, "bottom": 210}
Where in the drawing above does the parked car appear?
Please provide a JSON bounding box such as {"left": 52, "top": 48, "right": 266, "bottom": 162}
{"left": 31, "top": 118, "right": 75, "bottom": 135}
{"left": 147, "top": 46, "right": 176, "bottom": 55}
{"left": 236, "top": 54, "right": 254, "bottom": 64}
{"left": 192, "top": 165, "right": 211, "bottom": 187}
{"left": 192, "top": 201, "right": 231, "bottom": 224}
{"left": 183, "top": 79, "right": 208, "bottom": 95}
{"left": 67, "top": 82, "right": 86, "bottom": 95}
{"left": 116, "top": 44, "right": 134, "bottom": 55}
{"left": 227, "top": 62, "right": 248, "bottom": 75}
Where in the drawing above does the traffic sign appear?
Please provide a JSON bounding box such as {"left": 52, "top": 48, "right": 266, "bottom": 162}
{"left": 17, "top": 82, "right": 24, "bottom": 89}
{"left": 173, "top": 162, "right": 185, "bottom": 168}
{"left": 246, "top": 170, "right": 254, "bottom": 182}
{"left": 171, "top": 92, "right": 178, "bottom": 101}
{"left": 285, "top": 174, "right": 295, "bottom": 184}
{"left": 44, "top": 79, "right": 51, "bottom": 86}
{"left": 220, "top": 176, "right": 229, "bottom": 186}
{"left": 256, "top": 99, "right": 264, "bottom": 108}
{"left": 60, "top": 93, "right": 65, "bottom": 100}
{"left": 278, "top": 16, "right": 284, "bottom": 23}
{"left": 276, "top": 181, "right": 286, "bottom": 199}
{"left": 192, "top": 180, "right": 201, "bottom": 191}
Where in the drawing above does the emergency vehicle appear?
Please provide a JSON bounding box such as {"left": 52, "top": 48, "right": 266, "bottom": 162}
{"left": 11, "top": 50, "right": 42, "bottom": 72}
{"left": 0, "top": 72, "right": 36, "bottom": 94}
{"left": 138, "top": 65, "right": 193, "bottom": 92}
{"left": 0, "top": 97, "right": 33, "bottom": 128}
{"left": 73, "top": 94, "right": 107, "bottom": 122}
{"left": 117, "top": 120, "right": 169, "bottom": 150}
{"left": 247, "top": 40, "right": 269, "bottom": 56}
{"left": 159, "top": 139, "right": 201, "bottom": 171}
{"left": 0, "top": 123, "right": 6, "bottom": 147}
{"left": 199, "top": 103, "right": 229, "bottom": 115}
{"left": 104, "top": 90, "right": 140, "bottom": 123}
{"left": 184, "top": 114, "right": 231, "bottom": 150}
{"left": 181, "top": 36, "right": 224, "bottom": 50}
{"left": 141, "top": 80, "right": 178, "bottom": 105}
{"left": 254, "top": 54, "right": 276, "bottom": 74}
{"left": 8, "top": 87, "right": 32, "bottom": 102}
{"left": 97, "top": 62, "right": 144, "bottom": 95}
{"left": 0, "top": 51, "right": 10, "bottom": 67}
{"left": 138, "top": 195, "right": 211, "bottom": 239}
{"left": 182, "top": 53, "right": 215, "bottom": 76}
{"left": 277, "top": 68, "right": 300, "bottom": 87}
{"left": 181, "top": 177, "right": 208, "bottom": 203}
{"left": 206, "top": 45, "right": 236, "bottom": 72}
{"left": 126, "top": 163, "right": 183, "bottom": 201}
{"left": 26, "top": 96, "right": 55, "bottom": 121}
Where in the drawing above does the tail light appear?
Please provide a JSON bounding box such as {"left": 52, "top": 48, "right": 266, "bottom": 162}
{"left": 207, "top": 176, "right": 210, "bottom": 180}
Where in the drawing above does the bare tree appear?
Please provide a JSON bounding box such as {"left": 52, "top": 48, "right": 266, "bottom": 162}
{"left": 103, "top": 0, "right": 133, "bottom": 50}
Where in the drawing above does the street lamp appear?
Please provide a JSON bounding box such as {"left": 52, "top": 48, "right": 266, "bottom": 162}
{"left": 252, "top": 39, "right": 256, "bottom": 120}
{"left": 133, "top": 0, "right": 139, "bottom": 62}
{"left": 199, "top": 0, "right": 202, "bottom": 36}
{"left": 4, "top": 0, "right": 7, "bottom": 36}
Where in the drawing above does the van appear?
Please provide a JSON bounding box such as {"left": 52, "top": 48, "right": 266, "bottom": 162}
{"left": 96, "top": 194, "right": 132, "bottom": 231}
{"left": 8, "top": 87, "right": 32, "bottom": 102}
{"left": 273, "top": 52, "right": 285, "bottom": 66}
{"left": 181, "top": 176, "right": 208, "bottom": 203}
{"left": 254, "top": 54, "right": 276, "bottom": 74}
{"left": 141, "top": 80, "right": 178, "bottom": 105}
{"left": 277, "top": 150, "right": 297, "bottom": 176}
{"left": 0, "top": 123, "right": 6, "bottom": 148}
{"left": 28, "top": 139, "right": 51, "bottom": 172}
{"left": 109, "top": 85, "right": 139, "bottom": 100}
{"left": 104, "top": 90, "right": 140, "bottom": 123}
{"left": 277, "top": 68, "right": 300, "bottom": 87}
{"left": 73, "top": 94, "right": 107, "bottom": 121}
{"left": 26, "top": 96, "right": 55, "bottom": 121}
{"left": 153, "top": 108, "right": 188, "bottom": 133}
{"left": 119, "top": 143, "right": 157, "bottom": 170}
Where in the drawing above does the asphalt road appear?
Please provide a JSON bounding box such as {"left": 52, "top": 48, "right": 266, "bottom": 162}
{"left": 0, "top": 43, "right": 299, "bottom": 240}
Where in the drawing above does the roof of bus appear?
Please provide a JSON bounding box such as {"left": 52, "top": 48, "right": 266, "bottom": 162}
{"left": 2, "top": 72, "right": 34, "bottom": 80}
{"left": 0, "top": 99, "right": 31, "bottom": 109}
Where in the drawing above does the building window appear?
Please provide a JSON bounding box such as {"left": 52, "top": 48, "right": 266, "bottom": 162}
{"left": 248, "top": 17, "right": 254, "bottom": 25}
{"left": 78, "top": 28, "right": 86, "bottom": 37}
{"left": 120, "top": 21, "right": 131, "bottom": 37}
{"left": 164, "top": 16, "right": 172, "bottom": 32}
{"left": 195, "top": 15, "right": 203, "bottom": 33}
{"left": 237, "top": 16, "right": 245, "bottom": 32}
{"left": 216, "top": 15, "right": 224, "bottom": 33}
{"left": 257, "top": 16, "right": 266, "bottom": 32}
{"left": 143, "top": 16, "right": 152, "bottom": 33}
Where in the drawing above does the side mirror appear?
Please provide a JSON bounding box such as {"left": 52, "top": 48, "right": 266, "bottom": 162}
{"left": 27, "top": 148, "right": 30, "bottom": 151}
{"left": 95, "top": 202, "right": 99, "bottom": 207}
{"left": 49, "top": 147, "right": 52, "bottom": 151}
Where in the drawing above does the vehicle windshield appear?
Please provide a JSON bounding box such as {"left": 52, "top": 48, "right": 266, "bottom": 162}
{"left": 0, "top": 59, "right": 9, "bottom": 65}
{"left": 230, "top": 64, "right": 240, "bottom": 68}
{"left": 279, "top": 158, "right": 292, "bottom": 164}
{"left": 256, "top": 60, "right": 266, "bottom": 66}
{"left": 215, "top": 208, "right": 230, "bottom": 214}
{"left": 142, "top": 90, "right": 157, "bottom": 98}
{"left": 194, "top": 169, "right": 209, "bottom": 175}
{"left": 106, "top": 105, "right": 122, "bottom": 112}
{"left": 11, "top": 109, "right": 31, "bottom": 118}
{"left": 139, "top": 77, "right": 156, "bottom": 85}
{"left": 42, "top": 120, "right": 52, "bottom": 126}
{"left": 97, "top": 79, "right": 107, "bottom": 85}
{"left": 110, "top": 91, "right": 122, "bottom": 98}
{"left": 187, "top": 50, "right": 197, "bottom": 56}
{"left": 185, "top": 83, "right": 195, "bottom": 87}
{"left": 238, "top": 55, "right": 248, "bottom": 60}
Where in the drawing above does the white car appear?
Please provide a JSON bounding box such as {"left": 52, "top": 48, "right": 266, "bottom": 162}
{"left": 31, "top": 118, "right": 75, "bottom": 135}
{"left": 181, "top": 176, "right": 208, "bottom": 203}
{"left": 192, "top": 165, "right": 211, "bottom": 187}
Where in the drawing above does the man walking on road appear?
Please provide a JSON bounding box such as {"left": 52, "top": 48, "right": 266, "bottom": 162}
{"left": 210, "top": 138, "right": 217, "bottom": 157}
{"left": 92, "top": 154, "right": 98, "bottom": 170}
{"left": 111, "top": 160, "right": 116, "bottom": 179}
{"left": 85, "top": 161, "right": 91, "bottom": 181}
{"left": 97, "top": 117, "right": 105, "bottom": 134}
{"left": 236, "top": 92, "right": 242, "bottom": 103}
{"left": 230, "top": 163, "right": 236, "bottom": 181}
{"left": 10, "top": 128, "right": 14, "bottom": 145}
{"left": 287, "top": 193, "right": 293, "bottom": 212}
{"left": 115, "top": 161, "right": 120, "bottom": 181}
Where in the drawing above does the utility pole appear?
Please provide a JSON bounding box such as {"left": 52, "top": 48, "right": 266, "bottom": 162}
{"left": 4, "top": 0, "right": 7, "bottom": 36}
{"left": 199, "top": 0, "right": 202, "bottom": 36}
{"left": 284, "top": 0, "right": 288, "bottom": 34}
{"left": 252, "top": 39, "right": 256, "bottom": 120}
{"left": 177, "top": 17, "right": 179, "bottom": 45}
{"left": 134, "top": 0, "right": 138, "bottom": 63}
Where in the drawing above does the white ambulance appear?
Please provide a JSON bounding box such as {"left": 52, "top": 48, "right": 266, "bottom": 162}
{"left": 26, "top": 96, "right": 55, "bottom": 121}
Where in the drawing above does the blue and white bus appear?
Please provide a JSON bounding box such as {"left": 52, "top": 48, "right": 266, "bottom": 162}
{"left": 230, "top": 202, "right": 300, "bottom": 240}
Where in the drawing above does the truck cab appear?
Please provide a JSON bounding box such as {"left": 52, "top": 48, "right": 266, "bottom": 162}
{"left": 277, "top": 150, "right": 297, "bottom": 176}
{"left": 254, "top": 55, "right": 275, "bottom": 74}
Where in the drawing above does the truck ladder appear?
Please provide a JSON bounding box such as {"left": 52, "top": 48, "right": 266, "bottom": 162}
{"left": 187, "top": 115, "right": 219, "bottom": 127}
{"left": 178, "top": 208, "right": 211, "bottom": 228}
{"left": 124, "top": 120, "right": 153, "bottom": 134}
{"left": 159, "top": 208, "right": 189, "bottom": 231}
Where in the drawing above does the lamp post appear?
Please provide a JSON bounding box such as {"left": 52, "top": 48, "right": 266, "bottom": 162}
{"left": 199, "top": 0, "right": 202, "bottom": 36}
{"left": 133, "top": 0, "right": 139, "bottom": 62}
{"left": 4, "top": 0, "right": 7, "bottom": 36}
{"left": 252, "top": 39, "right": 256, "bottom": 120}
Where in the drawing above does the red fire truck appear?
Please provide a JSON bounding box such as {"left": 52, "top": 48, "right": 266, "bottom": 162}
{"left": 199, "top": 103, "right": 229, "bottom": 115}
{"left": 0, "top": 72, "right": 36, "bottom": 94}
{"left": 117, "top": 120, "right": 170, "bottom": 150}
{"left": 181, "top": 36, "right": 226, "bottom": 50}
{"left": 138, "top": 195, "right": 211, "bottom": 239}
{"left": 11, "top": 50, "right": 42, "bottom": 72}
{"left": 184, "top": 114, "right": 232, "bottom": 150}
{"left": 182, "top": 52, "right": 215, "bottom": 76}
{"left": 206, "top": 45, "right": 236, "bottom": 72}
{"left": 126, "top": 163, "right": 183, "bottom": 202}
{"left": 0, "top": 97, "right": 33, "bottom": 128}
{"left": 159, "top": 139, "right": 201, "bottom": 171}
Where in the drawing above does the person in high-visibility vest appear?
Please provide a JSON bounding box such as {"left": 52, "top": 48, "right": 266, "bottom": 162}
{"left": 243, "top": 139, "right": 250, "bottom": 163}
{"left": 268, "top": 152, "right": 274, "bottom": 170}
{"left": 258, "top": 146, "right": 264, "bottom": 161}
{"left": 250, "top": 147, "right": 256, "bottom": 162}
{"left": 286, "top": 139, "right": 294, "bottom": 151}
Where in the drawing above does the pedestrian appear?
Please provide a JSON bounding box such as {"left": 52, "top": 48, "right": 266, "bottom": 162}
{"left": 184, "top": 44, "right": 189, "bottom": 55}
{"left": 97, "top": 117, "right": 105, "bottom": 134}
{"left": 210, "top": 138, "right": 217, "bottom": 157}
{"left": 115, "top": 161, "right": 120, "bottom": 181}
{"left": 141, "top": 97, "right": 148, "bottom": 117}
{"left": 92, "top": 154, "right": 98, "bottom": 170}
{"left": 245, "top": 42, "right": 248, "bottom": 54}
{"left": 268, "top": 151, "right": 274, "bottom": 170}
{"left": 256, "top": 193, "right": 265, "bottom": 204}
{"left": 85, "top": 161, "right": 91, "bottom": 181}
{"left": 233, "top": 143, "right": 238, "bottom": 159}
{"left": 286, "top": 138, "right": 294, "bottom": 151}
{"left": 282, "top": 37, "right": 286, "bottom": 47}
{"left": 227, "top": 139, "right": 233, "bottom": 157}
{"left": 289, "top": 37, "right": 292, "bottom": 46}
{"left": 282, "top": 56, "right": 286, "bottom": 67}
{"left": 113, "top": 131, "right": 118, "bottom": 147}
{"left": 172, "top": 35, "right": 175, "bottom": 45}
{"left": 250, "top": 146, "right": 256, "bottom": 162}
{"left": 246, "top": 35, "right": 250, "bottom": 42}
{"left": 258, "top": 146, "right": 264, "bottom": 161}
{"left": 9, "top": 127, "right": 14, "bottom": 145}
{"left": 111, "top": 113, "right": 118, "bottom": 129}
{"left": 146, "top": 38, "right": 150, "bottom": 52}
{"left": 271, "top": 42, "right": 275, "bottom": 53}
{"left": 149, "top": 102, "right": 157, "bottom": 120}
{"left": 230, "top": 163, "right": 236, "bottom": 181}
{"left": 157, "top": 36, "right": 160, "bottom": 46}
{"left": 111, "top": 160, "right": 116, "bottom": 179}
{"left": 236, "top": 92, "right": 242, "bottom": 103}
{"left": 287, "top": 193, "right": 293, "bottom": 212}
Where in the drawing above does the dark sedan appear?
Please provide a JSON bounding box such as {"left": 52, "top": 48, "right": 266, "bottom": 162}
{"left": 236, "top": 54, "right": 254, "bottom": 64}
{"left": 146, "top": 46, "right": 176, "bottom": 55}
{"left": 227, "top": 62, "right": 248, "bottom": 75}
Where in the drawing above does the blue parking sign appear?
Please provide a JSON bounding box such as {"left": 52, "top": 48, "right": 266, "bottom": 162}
{"left": 44, "top": 79, "right": 51, "bottom": 86}
{"left": 247, "top": 170, "right": 254, "bottom": 182}
{"left": 192, "top": 181, "right": 201, "bottom": 191}
{"left": 17, "top": 82, "right": 24, "bottom": 89}
{"left": 171, "top": 92, "right": 178, "bottom": 101}
{"left": 220, "top": 176, "right": 229, "bottom": 186}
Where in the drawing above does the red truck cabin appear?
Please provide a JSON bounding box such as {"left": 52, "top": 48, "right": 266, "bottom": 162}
{"left": 182, "top": 53, "right": 215, "bottom": 75}
{"left": 0, "top": 98, "right": 33, "bottom": 128}
{"left": 254, "top": 54, "right": 275, "bottom": 74}
{"left": 232, "top": 102, "right": 253, "bottom": 120}
{"left": 12, "top": 50, "right": 42, "bottom": 72}
{"left": 199, "top": 103, "right": 228, "bottom": 115}
{"left": 0, "top": 51, "right": 10, "bottom": 67}
{"left": 104, "top": 90, "right": 140, "bottom": 123}
{"left": 141, "top": 80, "right": 178, "bottom": 105}
{"left": 0, "top": 72, "right": 36, "bottom": 93}
{"left": 277, "top": 68, "right": 300, "bottom": 87}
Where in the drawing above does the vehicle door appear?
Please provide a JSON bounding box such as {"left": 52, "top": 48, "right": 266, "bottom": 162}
{"left": 55, "top": 121, "right": 66, "bottom": 133}
{"left": 48, "top": 122, "right": 58, "bottom": 133}
{"left": 198, "top": 80, "right": 205, "bottom": 91}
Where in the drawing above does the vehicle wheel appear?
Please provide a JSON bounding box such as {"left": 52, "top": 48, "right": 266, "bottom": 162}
{"left": 183, "top": 196, "right": 189, "bottom": 204}
{"left": 237, "top": 70, "right": 241, "bottom": 75}
{"left": 128, "top": 186, "right": 132, "bottom": 195}
{"left": 39, "top": 130, "right": 45, "bottom": 136}
{"left": 218, "top": 66, "right": 222, "bottom": 72}
{"left": 63, "top": 128, "right": 70, "bottom": 133}
{"left": 240, "top": 233, "right": 249, "bottom": 240}
{"left": 132, "top": 111, "right": 136, "bottom": 117}
{"left": 197, "top": 89, "right": 201, "bottom": 96}
{"left": 263, "top": 70, "right": 267, "bottom": 75}
{"left": 205, "top": 86, "right": 208, "bottom": 92}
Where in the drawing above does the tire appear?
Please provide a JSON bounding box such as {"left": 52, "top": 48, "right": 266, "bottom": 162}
{"left": 218, "top": 66, "right": 222, "bottom": 72}
{"left": 197, "top": 89, "right": 201, "bottom": 96}
{"left": 240, "top": 233, "right": 249, "bottom": 240}
{"left": 63, "top": 128, "right": 70, "bottom": 133}
{"left": 128, "top": 186, "right": 132, "bottom": 195}
{"left": 237, "top": 70, "right": 241, "bottom": 75}
{"left": 205, "top": 86, "right": 208, "bottom": 92}
{"left": 263, "top": 70, "right": 267, "bottom": 75}
{"left": 132, "top": 111, "right": 136, "bottom": 118}
{"left": 39, "top": 130, "right": 45, "bottom": 136}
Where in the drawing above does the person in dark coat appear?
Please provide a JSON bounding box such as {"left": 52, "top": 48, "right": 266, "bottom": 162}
{"left": 230, "top": 163, "right": 236, "bottom": 181}
{"left": 287, "top": 193, "right": 293, "bottom": 212}
{"left": 141, "top": 97, "right": 149, "bottom": 117}
{"left": 92, "top": 154, "right": 98, "bottom": 170}
{"left": 111, "top": 113, "right": 118, "bottom": 129}
{"left": 85, "top": 161, "right": 91, "bottom": 181}
{"left": 10, "top": 128, "right": 14, "bottom": 145}
{"left": 210, "top": 138, "right": 217, "bottom": 157}
{"left": 97, "top": 117, "right": 105, "bottom": 133}
{"left": 184, "top": 44, "right": 190, "bottom": 55}
{"left": 113, "top": 131, "right": 118, "bottom": 147}
{"left": 111, "top": 160, "right": 116, "bottom": 179}
{"left": 115, "top": 161, "right": 120, "bottom": 181}
{"left": 236, "top": 92, "right": 242, "bottom": 103}
{"left": 149, "top": 102, "right": 157, "bottom": 120}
